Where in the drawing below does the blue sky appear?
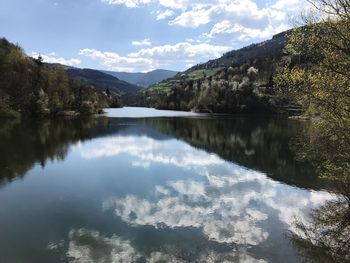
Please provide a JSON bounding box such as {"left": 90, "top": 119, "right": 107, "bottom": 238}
{"left": 0, "top": 0, "right": 306, "bottom": 72}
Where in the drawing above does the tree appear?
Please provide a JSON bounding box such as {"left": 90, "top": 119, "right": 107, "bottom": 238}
{"left": 105, "top": 88, "right": 111, "bottom": 98}
{"left": 274, "top": 3, "right": 350, "bottom": 261}
{"left": 274, "top": 0, "right": 350, "bottom": 182}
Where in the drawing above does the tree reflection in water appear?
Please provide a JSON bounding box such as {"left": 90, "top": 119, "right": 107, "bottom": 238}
{"left": 2, "top": 114, "right": 348, "bottom": 262}
{"left": 0, "top": 117, "right": 108, "bottom": 186}
{"left": 143, "top": 116, "right": 349, "bottom": 262}
{"left": 288, "top": 105, "right": 350, "bottom": 262}
{"left": 291, "top": 183, "right": 350, "bottom": 263}
{"left": 145, "top": 116, "right": 326, "bottom": 190}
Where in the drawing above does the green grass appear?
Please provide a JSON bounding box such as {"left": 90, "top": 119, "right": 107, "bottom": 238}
{"left": 187, "top": 69, "right": 220, "bottom": 80}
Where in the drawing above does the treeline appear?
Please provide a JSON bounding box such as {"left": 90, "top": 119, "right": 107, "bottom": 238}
{"left": 0, "top": 38, "right": 119, "bottom": 118}
{"left": 132, "top": 63, "right": 294, "bottom": 114}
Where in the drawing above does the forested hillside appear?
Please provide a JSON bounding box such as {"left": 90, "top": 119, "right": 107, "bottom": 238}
{"left": 130, "top": 30, "right": 298, "bottom": 114}
{"left": 0, "top": 38, "right": 117, "bottom": 118}
{"left": 66, "top": 68, "right": 140, "bottom": 95}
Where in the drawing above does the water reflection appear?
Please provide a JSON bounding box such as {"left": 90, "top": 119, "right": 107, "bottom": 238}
{"left": 0, "top": 116, "right": 325, "bottom": 190}
{"left": 64, "top": 228, "right": 266, "bottom": 263}
{"left": 291, "top": 182, "right": 350, "bottom": 263}
{"left": 74, "top": 123, "right": 332, "bottom": 262}
{"left": 0, "top": 113, "right": 337, "bottom": 262}
{"left": 91, "top": 134, "right": 331, "bottom": 246}
{"left": 144, "top": 117, "right": 325, "bottom": 189}
{"left": 0, "top": 117, "right": 109, "bottom": 186}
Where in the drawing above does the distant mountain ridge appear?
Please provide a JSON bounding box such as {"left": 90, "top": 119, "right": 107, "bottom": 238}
{"left": 46, "top": 63, "right": 140, "bottom": 96}
{"left": 66, "top": 68, "right": 140, "bottom": 96}
{"left": 101, "top": 69, "right": 178, "bottom": 87}
{"left": 46, "top": 64, "right": 177, "bottom": 95}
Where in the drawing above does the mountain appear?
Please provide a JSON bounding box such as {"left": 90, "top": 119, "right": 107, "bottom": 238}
{"left": 66, "top": 68, "right": 140, "bottom": 96}
{"left": 194, "top": 30, "right": 289, "bottom": 71}
{"left": 101, "top": 69, "right": 178, "bottom": 87}
{"left": 130, "top": 30, "right": 297, "bottom": 114}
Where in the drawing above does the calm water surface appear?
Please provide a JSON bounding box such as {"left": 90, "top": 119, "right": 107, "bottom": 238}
{"left": 0, "top": 107, "right": 333, "bottom": 262}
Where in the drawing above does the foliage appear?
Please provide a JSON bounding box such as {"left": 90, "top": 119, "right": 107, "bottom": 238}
{"left": 0, "top": 38, "right": 116, "bottom": 118}
{"left": 274, "top": 0, "right": 350, "bottom": 182}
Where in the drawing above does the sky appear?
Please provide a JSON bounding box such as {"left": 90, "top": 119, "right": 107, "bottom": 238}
{"left": 0, "top": 0, "right": 307, "bottom": 72}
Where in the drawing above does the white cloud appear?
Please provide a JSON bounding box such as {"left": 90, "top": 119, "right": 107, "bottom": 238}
{"left": 156, "top": 9, "right": 175, "bottom": 20}
{"left": 79, "top": 42, "right": 229, "bottom": 72}
{"left": 79, "top": 48, "right": 153, "bottom": 72}
{"left": 130, "top": 42, "right": 229, "bottom": 59}
{"left": 158, "top": 0, "right": 189, "bottom": 10}
{"left": 205, "top": 20, "right": 289, "bottom": 41}
{"left": 131, "top": 38, "right": 152, "bottom": 46}
{"left": 169, "top": 7, "right": 213, "bottom": 28}
{"left": 165, "top": 0, "right": 288, "bottom": 39}
{"left": 272, "top": 0, "right": 305, "bottom": 10}
{"left": 102, "top": 0, "right": 152, "bottom": 8}
{"left": 101, "top": 0, "right": 309, "bottom": 46}
{"left": 31, "top": 52, "right": 81, "bottom": 66}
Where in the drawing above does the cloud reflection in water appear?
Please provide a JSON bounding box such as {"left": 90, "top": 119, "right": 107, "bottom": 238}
{"left": 65, "top": 228, "right": 267, "bottom": 263}
{"left": 80, "top": 134, "right": 333, "bottom": 251}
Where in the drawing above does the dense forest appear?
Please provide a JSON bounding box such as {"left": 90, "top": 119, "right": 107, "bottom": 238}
{"left": 0, "top": 38, "right": 119, "bottom": 118}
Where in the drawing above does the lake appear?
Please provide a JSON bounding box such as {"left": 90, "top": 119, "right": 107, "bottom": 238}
{"left": 0, "top": 107, "right": 333, "bottom": 263}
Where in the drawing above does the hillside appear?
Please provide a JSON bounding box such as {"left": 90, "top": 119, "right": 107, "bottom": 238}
{"left": 131, "top": 30, "right": 296, "bottom": 114}
{"left": 0, "top": 38, "right": 113, "bottom": 118}
{"left": 193, "top": 30, "right": 289, "bottom": 72}
{"left": 66, "top": 68, "right": 140, "bottom": 96}
{"left": 102, "top": 69, "right": 178, "bottom": 87}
